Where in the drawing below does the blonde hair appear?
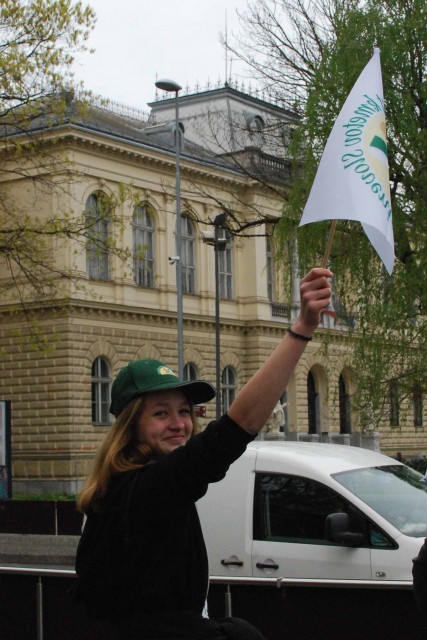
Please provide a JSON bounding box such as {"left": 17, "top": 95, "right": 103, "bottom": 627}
{"left": 77, "top": 394, "right": 197, "bottom": 513}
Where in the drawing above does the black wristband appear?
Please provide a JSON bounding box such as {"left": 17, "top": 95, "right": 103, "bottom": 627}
{"left": 287, "top": 327, "right": 312, "bottom": 342}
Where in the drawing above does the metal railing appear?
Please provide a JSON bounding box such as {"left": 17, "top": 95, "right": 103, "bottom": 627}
{"left": 0, "top": 564, "right": 413, "bottom": 640}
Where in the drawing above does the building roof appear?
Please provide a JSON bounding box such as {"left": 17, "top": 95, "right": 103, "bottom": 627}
{"left": 1, "top": 85, "right": 297, "bottom": 184}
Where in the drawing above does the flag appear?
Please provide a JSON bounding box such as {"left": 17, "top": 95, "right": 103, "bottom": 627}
{"left": 299, "top": 48, "right": 395, "bottom": 275}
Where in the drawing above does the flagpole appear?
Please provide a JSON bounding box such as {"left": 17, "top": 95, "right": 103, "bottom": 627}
{"left": 321, "top": 220, "right": 338, "bottom": 319}
{"left": 321, "top": 219, "right": 337, "bottom": 268}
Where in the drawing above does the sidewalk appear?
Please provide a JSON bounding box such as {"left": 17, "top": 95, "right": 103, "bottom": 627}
{"left": 0, "top": 533, "right": 78, "bottom": 565}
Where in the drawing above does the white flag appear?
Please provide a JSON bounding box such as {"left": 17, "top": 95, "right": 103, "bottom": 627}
{"left": 299, "top": 48, "right": 395, "bottom": 275}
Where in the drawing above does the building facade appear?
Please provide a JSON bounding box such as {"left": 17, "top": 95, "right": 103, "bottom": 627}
{"left": 0, "top": 85, "right": 425, "bottom": 495}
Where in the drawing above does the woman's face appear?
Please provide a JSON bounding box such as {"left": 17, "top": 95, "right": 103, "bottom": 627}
{"left": 136, "top": 389, "right": 194, "bottom": 455}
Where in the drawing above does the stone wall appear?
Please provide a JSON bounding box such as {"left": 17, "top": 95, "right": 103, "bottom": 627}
{"left": 1, "top": 302, "right": 426, "bottom": 494}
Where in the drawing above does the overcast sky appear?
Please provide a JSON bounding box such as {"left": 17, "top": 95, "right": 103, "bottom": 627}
{"left": 73, "top": 0, "right": 252, "bottom": 113}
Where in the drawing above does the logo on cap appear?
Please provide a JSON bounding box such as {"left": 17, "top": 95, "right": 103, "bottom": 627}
{"left": 158, "top": 365, "right": 177, "bottom": 377}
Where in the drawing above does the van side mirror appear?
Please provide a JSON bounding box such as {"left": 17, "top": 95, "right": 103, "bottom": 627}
{"left": 325, "top": 512, "right": 365, "bottom": 547}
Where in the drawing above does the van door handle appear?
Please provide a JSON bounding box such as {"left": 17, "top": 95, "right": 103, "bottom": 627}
{"left": 221, "top": 559, "right": 244, "bottom": 567}
{"left": 256, "top": 562, "right": 279, "bottom": 570}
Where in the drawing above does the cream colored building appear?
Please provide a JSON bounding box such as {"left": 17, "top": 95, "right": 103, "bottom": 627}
{"left": 0, "top": 85, "right": 425, "bottom": 495}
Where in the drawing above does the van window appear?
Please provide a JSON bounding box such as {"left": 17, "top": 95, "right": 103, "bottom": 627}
{"left": 333, "top": 464, "right": 427, "bottom": 537}
{"left": 253, "top": 473, "right": 393, "bottom": 548}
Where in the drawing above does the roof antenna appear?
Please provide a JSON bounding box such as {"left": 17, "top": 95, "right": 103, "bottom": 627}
{"left": 225, "top": 9, "right": 229, "bottom": 85}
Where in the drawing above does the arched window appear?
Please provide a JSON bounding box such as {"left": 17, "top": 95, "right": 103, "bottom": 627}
{"left": 180, "top": 217, "right": 195, "bottom": 294}
{"left": 183, "top": 363, "right": 198, "bottom": 382}
{"left": 413, "top": 385, "right": 423, "bottom": 428}
{"left": 133, "top": 203, "right": 155, "bottom": 288}
{"left": 91, "top": 357, "right": 112, "bottom": 425}
{"left": 266, "top": 237, "right": 275, "bottom": 302}
{"left": 221, "top": 366, "right": 237, "bottom": 413}
{"left": 339, "top": 374, "right": 352, "bottom": 434}
{"left": 85, "top": 192, "right": 110, "bottom": 281}
{"left": 218, "top": 228, "right": 233, "bottom": 299}
{"left": 307, "top": 371, "right": 319, "bottom": 434}
{"left": 245, "top": 113, "right": 265, "bottom": 133}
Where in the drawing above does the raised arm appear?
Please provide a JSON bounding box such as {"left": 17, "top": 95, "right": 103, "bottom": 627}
{"left": 228, "top": 267, "right": 332, "bottom": 434}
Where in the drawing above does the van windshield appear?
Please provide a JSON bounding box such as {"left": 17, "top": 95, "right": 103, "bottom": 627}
{"left": 332, "top": 464, "right": 427, "bottom": 537}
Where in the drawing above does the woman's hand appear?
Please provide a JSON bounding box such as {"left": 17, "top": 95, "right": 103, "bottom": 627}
{"left": 291, "top": 268, "right": 333, "bottom": 337}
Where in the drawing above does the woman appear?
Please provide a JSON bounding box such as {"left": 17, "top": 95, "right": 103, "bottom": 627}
{"left": 74, "top": 267, "right": 332, "bottom": 639}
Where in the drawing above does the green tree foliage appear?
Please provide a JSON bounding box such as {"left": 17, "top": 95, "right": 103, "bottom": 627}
{"left": 234, "top": 0, "right": 427, "bottom": 427}
{"left": 0, "top": 0, "right": 95, "bottom": 112}
{"left": 0, "top": 2, "right": 135, "bottom": 345}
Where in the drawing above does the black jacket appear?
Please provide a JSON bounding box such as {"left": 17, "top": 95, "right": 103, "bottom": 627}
{"left": 74, "top": 414, "right": 254, "bottom": 624}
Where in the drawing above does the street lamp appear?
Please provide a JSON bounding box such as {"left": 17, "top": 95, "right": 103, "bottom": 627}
{"left": 155, "top": 79, "right": 184, "bottom": 377}
{"left": 202, "top": 213, "right": 227, "bottom": 419}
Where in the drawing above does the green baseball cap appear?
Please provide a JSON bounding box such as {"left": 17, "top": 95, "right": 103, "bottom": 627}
{"left": 109, "top": 359, "right": 216, "bottom": 417}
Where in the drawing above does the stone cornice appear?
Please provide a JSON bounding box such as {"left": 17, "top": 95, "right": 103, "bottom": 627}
{"left": 56, "top": 127, "right": 252, "bottom": 191}
{"left": 69, "top": 300, "right": 246, "bottom": 334}
{"left": 244, "top": 319, "right": 355, "bottom": 344}
{"left": 0, "top": 298, "right": 357, "bottom": 343}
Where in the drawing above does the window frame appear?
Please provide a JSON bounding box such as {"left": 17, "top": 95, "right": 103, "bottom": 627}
{"left": 389, "top": 381, "right": 400, "bottom": 428}
{"left": 218, "top": 228, "right": 233, "bottom": 300}
{"left": 339, "top": 374, "right": 352, "bottom": 434}
{"left": 183, "top": 363, "right": 198, "bottom": 382}
{"left": 266, "top": 236, "right": 275, "bottom": 303}
{"left": 253, "top": 472, "right": 394, "bottom": 549}
{"left": 221, "top": 366, "right": 237, "bottom": 413}
{"left": 85, "top": 192, "right": 110, "bottom": 281}
{"left": 180, "top": 216, "right": 196, "bottom": 294}
{"left": 91, "top": 356, "right": 112, "bottom": 425}
{"left": 133, "top": 203, "right": 155, "bottom": 288}
{"left": 413, "top": 385, "right": 423, "bottom": 428}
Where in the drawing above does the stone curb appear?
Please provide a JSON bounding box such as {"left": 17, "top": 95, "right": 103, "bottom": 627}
{"left": 0, "top": 533, "right": 79, "bottom": 566}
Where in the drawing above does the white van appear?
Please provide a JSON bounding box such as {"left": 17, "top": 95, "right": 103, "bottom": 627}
{"left": 197, "top": 441, "right": 427, "bottom": 586}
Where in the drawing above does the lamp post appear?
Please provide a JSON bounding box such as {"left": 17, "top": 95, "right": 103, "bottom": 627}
{"left": 155, "top": 79, "right": 184, "bottom": 377}
{"left": 203, "top": 213, "right": 227, "bottom": 419}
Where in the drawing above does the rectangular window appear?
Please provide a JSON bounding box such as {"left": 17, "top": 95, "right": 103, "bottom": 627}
{"left": 86, "top": 193, "right": 110, "bottom": 281}
{"left": 133, "top": 204, "right": 155, "bottom": 288}
{"left": 181, "top": 218, "right": 195, "bottom": 294}
{"left": 87, "top": 221, "right": 109, "bottom": 280}
{"left": 413, "top": 387, "right": 423, "bottom": 428}
{"left": 389, "top": 381, "right": 400, "bottom": 428}
{"left": 253, "top": 473, "right": 392, "bottom": 548}
{"left": 254, "top": 473, "right": 349, "bottom": 544}
{"left": 134, "top": 227, "right": 154, "bottom": 287}
{"left": 266, "top": 237, "right": 275, "bottom": 302}
{"left": 219, "top": 247, "right": 233, "bottom": 299}
{"left": 218, "top": 229, "right": 233, "bottom": 299}
{"left": 91, "top": 357, "right": 112, "bottom": 425}
{"left": 91, "top": 380, "right": 111, "bottom": 424}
